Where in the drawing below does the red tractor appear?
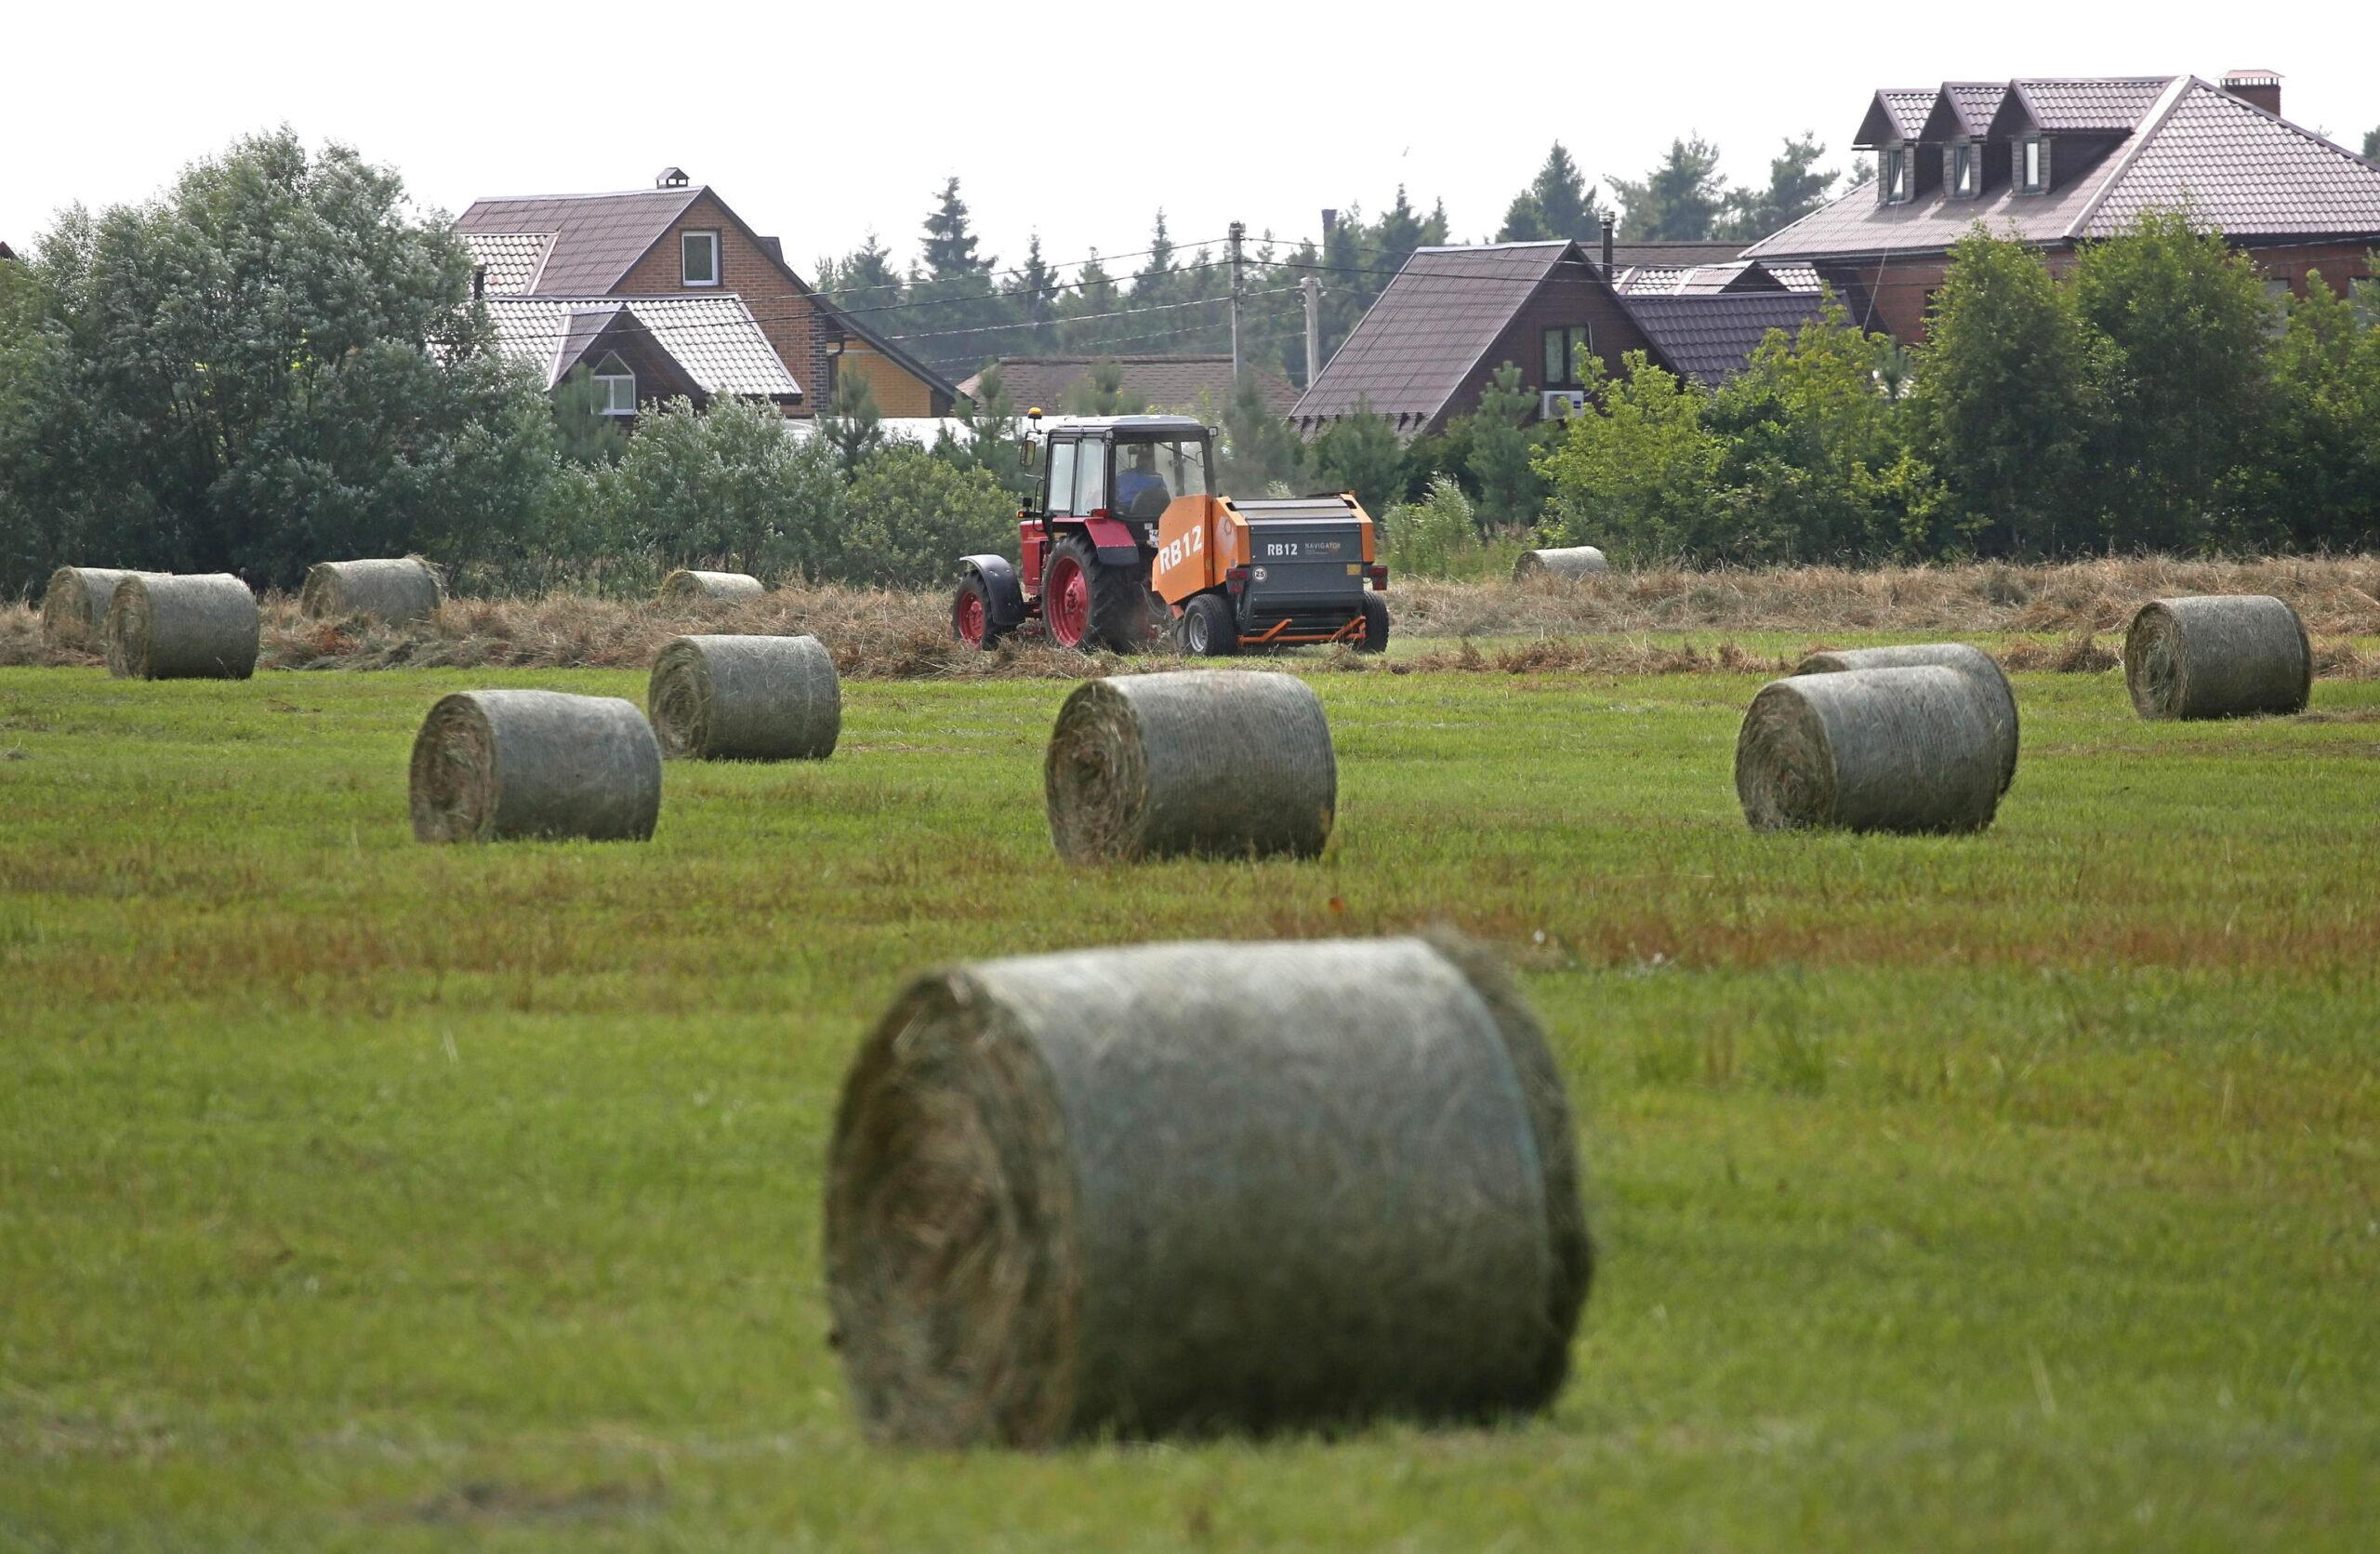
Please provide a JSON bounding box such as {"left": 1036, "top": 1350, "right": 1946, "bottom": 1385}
{"left": 951, "top": 413, "right": 1389, "bottom": 656}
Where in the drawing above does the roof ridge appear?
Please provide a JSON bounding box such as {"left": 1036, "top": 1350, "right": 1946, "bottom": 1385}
{"left": 2182, "top": 73, "right": 2380, "bottom": 169}
{"left": 468, "top": 185, "right": 711, "bottom": 206}
{"left": 2064, "top": 73, "right": 2201, "bottom": 240}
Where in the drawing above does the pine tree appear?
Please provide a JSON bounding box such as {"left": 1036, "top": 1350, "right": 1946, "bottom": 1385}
{"left": 815, "top": 231, "right": 903, "bottom": 312}
{"left": 1722, "top": 135, "right": 1837, "bottom": 240}
{"left": 1058, "top": 250, "right": 1119, "bottom": 353}
{"left": 1607, "top": 138, "right": 1730, "bottom": 242}
{"left": 919, "top": 177, "right": 993, "bottom": 279}
{"left": 1003, "top": 232, "right": 1060, "bottom": 352}
{"left": 1498, "top": 144, "right": 1603, "bottom": 243}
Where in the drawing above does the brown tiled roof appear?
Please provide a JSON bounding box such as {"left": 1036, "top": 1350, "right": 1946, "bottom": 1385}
{"left": 1856, "top": 89, "right": 1941, "bottom": 148}
{"left": 1749, "top": 74, "right": 2380, "bottom": 259}
{"left": 957, "top": 355, "right": 1298, "bottom": 417}
{"left": 1615, "top": 259, "right": 1824, "bottom": 296}
{"left": 484, "top": 294, "right": 803, "bottom": 400}
{"left": 1293, "top": 242, "right": 1598, "bottom": 428}
{"left": 456, "top": 187, "right": 704, "bottom": 294}
{"left": 1617, "top": 292, "right": 1827, "bottom": 385}
{"left": 1924, "top": 83, "right": 2007, "bottom": 139}
{"left": 1608, "top": 240, "right": 1745, "bottom": 268}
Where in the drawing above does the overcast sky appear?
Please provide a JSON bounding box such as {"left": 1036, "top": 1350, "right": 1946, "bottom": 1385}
{"left": 11, "top": 2, "right": 2376, "bottom": 289}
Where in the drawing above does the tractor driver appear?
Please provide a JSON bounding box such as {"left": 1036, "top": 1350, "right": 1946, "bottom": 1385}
{"left": 1114, "top": 444, "right": 1171, "bottom": 518}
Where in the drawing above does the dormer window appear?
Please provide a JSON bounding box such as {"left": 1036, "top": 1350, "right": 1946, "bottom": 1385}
{"left": 1882, "top": 146, "right": 1911, "bottom": 205}
{"left": 592, "top": 352, "right": 636, "bottom": 417}
{"left": 2016, "top": 136, "right": 2049, "bottom": 194}
{"left": 681, "top": 230, "right": 721, "bottom": 287}
{"left": 1948, "top": 141, "right": 1976, "bottom": 198}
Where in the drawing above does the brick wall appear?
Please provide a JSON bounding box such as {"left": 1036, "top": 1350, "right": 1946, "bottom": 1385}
{"left": 837, "top": 347, "right": 936, "bottom": 417}
{"left": 1428, "top": 260, "right": 1656, "bottom": 434}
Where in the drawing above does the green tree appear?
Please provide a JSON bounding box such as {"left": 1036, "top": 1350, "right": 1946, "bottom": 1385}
{"left": 1607, "top": 137, "right": 1730, "bottom": 242}
{"left": 1498, "top": 143, "right": 1603, "bottom": 243}
{"left": 1450, "top": 363, "right": 1554, "bottom": 527}
{"left": 1382, "top": 474, "right": 1482, "bottom": 577}
{"left": 598, "top": 396, "right": 844, "bottom": 580}
{"left": 1906, "top": 227, "right": 2103, "bottom": 557}
{"left": 838, "top": 442, "right": 1017, "bottom": 587}
{"left": 0, "top": 128, "right": 555, "bottom": 591}
{"left": 2364, "top": 126, "right": 2379, "bottom": 161}
{"left": 1219, "top": 370, "right": 1306, "bottom": 493}
{"left": 1538, "top": 354, "right": 1726, "bottom": 561}
{"left": 941, "top": 364, "right": 1033, "bottom": 499}
{"left": 1057, "top": 250, "right": 1120, "bottom": 352}
{"left": 823, "top": 368, "right": 885, "bottom": 469}
{"left": 814, "top": 231, "right": 904, "bottom": 312}
{"left": 2070, "top": 208, "right": 2274, "bottom": 550}
{"left": 906, "top": 178, "right": 1006, "bottom": 363}
{"left": 2236, "top": 268, "right": 2380, "bottom": 550}
{"left": 1001, "top": 233, "right": 1060, "bottom": 355}
{"left": 1308, "top": 403, "right": 1407, "bottom": 515}
{"left": 1061, "top": 359, "right": 1151, "bottom": 416}
{"left": 551, "top": 365, "right": 628, "bottom": 467}
{"left": 1722, "top": 135, "right": 1838, "bottom": 240}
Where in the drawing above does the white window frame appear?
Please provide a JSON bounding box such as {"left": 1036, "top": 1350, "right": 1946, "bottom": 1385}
{"left": 2018, "top": 137, "right": 2045, "bottom": 195}
{"left": 592, "top": 353, "right": 636, "bottom": 417}
{"left": 681, "top": 230, "right": 721, "bottom": 287}
{"left": 1950, "top": 140, "right": 1975, "bottom": 198}
{"left": 1883, "top": 146, "right": 1910, "bottom": 205}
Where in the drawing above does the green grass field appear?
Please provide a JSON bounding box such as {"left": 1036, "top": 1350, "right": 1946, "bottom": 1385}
{"left": 2, "top": 659, "right": 2375, "bottom": 1550}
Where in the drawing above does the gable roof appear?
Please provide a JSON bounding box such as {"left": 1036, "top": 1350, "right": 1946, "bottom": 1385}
{"left": 1749, "top": 74, "right": 2380, "bottom": 259}
{"left": 1619, "top": 292, "right": 1829, "bottom": 385}
{"left": 457, "top": 187, "right": 704, "bottom": 294}
{"left": 1293, "top": 242, "right": 1599, "bottom": 431}
{"left": 1856, "top": 89, "right": 1940, "bottom": 147}
{"left": 957, "top": 356, "right": 1300, "bottom": 417}
{"left": 1924, "top": 83, "right": 2007, "bottom": 140}
{"left": 484, "top": 294, "right": 803, "bottom": 401}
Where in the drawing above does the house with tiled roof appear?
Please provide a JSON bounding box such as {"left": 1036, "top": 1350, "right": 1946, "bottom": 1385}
{"left": 1290, "top": 240, "right": 1826, "bottom": 439}
{"left": 1745, "top": 71, "right": 2380, "bottom": 340}
{"left": 456, "top": 171, "right": 956, "bottom": 418}
{"left": 956, "top": 356, "right": 1301, "bottom": 418}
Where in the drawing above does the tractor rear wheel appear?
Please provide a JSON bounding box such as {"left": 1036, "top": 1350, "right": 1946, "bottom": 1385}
{"left": 952, "top": 576, "right": 1004, "bottom": 649}
{"left": 1041, "top": 536, "right": 1152, "bottom": 652}
{"left": 1356, "top": 594, "right": 1390, "bottom": 655}
{"left": 1181, "top": 592, "right": 1238, "bottom": 657}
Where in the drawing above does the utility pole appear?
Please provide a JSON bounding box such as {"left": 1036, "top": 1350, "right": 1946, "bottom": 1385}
{"left": 1301, "top": 275, "right": 1325, "bottom": 389}
{"left": 1226, "top": 220, "right": 1247, "bottom": 382}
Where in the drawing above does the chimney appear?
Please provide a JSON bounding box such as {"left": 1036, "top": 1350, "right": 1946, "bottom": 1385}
{"left": 1320, "top": 208, "right": 1338, "bottom": 244}
{"left": 2220, "top": 70, "right": 2282, "bottom": 115}
{"left": 656, "top": 166, "right": 690, "bottom": 189}
{"left": 1601, "top": 216, "right": 1616, "bottom": 276}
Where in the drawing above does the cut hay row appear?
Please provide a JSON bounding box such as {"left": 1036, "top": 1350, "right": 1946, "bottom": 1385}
{"left": 647, "top": 634, "right": 840, "bottom": 761}
{"left": 2123, "top": 595, "right": 2312, "bottom": 721}
{"left": 299, "top": 557, "right": 444, "bottom": 623}
{"left": 408, "top": 689, "right": 661, "bottom": 843}
{"left": 104, "top": 574, "right": 259, "bottom": 681}
{"left": 1044, "top": 671, "right": 1337, "bottom": 863}
{"left": 1794, "top": 642, "right": 2019, "bottom": 794}
{"left": 1736, "top": 665, "right": 2002, "bottom": 834}
{"left": 41, "top": 567, "right": 168, "bottom": 645}
{"left": 824, "top": 935, "right": 1590, "bottom": 1447}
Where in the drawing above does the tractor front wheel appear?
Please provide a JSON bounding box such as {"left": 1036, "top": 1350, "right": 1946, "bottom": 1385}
{"left": 1181, "top": 592, "right": 1238, "bottom": 657}
{"left": 1041, "top": 536, "right": 1151, "bottom": 652}
{"left": 952, "top": 576, "right": 1004, "bottom": 649}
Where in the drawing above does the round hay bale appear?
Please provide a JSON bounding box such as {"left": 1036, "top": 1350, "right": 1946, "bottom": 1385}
{"left": 1044, "top": 670, "right": 1336, "bottom": 863}
{"left": 1794, "top": 642, "right": 2019, "bottom": 794}
{"left": 298, "top": 556, "right": 444, "bottom": 623}
{"left": 41, "top": 567, "right": 166, "bottom": 645}
{"left": 1735, "top": 665, "right": 2000, "bottom": 833}
{"left": 2123, "top": 595, "right": 2311, "bottom": 721}
{"left": 647, "top": 633, "right": 840, "bottom": 761}
{"left": 408, "top": 690, "right": 661, "bottom": 843}
{"left": 1514, "top": 546, "right": 1608, "bottom": 581}
{"left": 103, "top": 574, "right": 258, "bottom": 681}
{"left": 659, "top": 569, "right": 766, "bottom": 604}
{"left": 824, "top": 934, "right": 1592, "bottom": 1447}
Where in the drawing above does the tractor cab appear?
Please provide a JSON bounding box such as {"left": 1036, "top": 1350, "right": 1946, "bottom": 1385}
{"left": 952, "top": 412, "right": 1388, "bottom": 657}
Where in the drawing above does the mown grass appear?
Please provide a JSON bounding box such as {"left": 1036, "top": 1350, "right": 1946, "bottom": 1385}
{"left": 1, "top": 660, "right": 2375, "bottom": 1551}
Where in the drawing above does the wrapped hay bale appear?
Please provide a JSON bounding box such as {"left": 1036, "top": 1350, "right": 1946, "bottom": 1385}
{"left": 298, "top": 556, "right": 445, "bottom": 623}
{"left": 408, "top": 690, "right": 661, "bottom": 843}
{"left": 659, "top": 569, "right": 766, "bottom": 604}
{"left": 104, "top": 574, "right": 258, "bottom": 681}
{"left": 825, "top": 934, "right": 1591, "bottom": 1447}
{"left": 1045, "top": 670, "right": 1335, "bottom": 863}
{"left": 41, "top": 567, "right": 166, "bottom": 645}
{"left": 1794, "top": 642, "right": 2019, "bottom": 794}
{"left": 2123, "top": 595, "right": 2311, "bottom": 721}
{"left": 1513, "top": 546, "right": 1608, "bottom": 581}
{"left": 646, "top": 634, "right": 840, "bottom": 761}
{"left": 1736, "top": 665, "right": 2000, "bottom": 833}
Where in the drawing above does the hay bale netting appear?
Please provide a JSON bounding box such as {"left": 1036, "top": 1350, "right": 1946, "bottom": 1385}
{"left": 1045, "top": 670, "right": 1336, "bottom": 863}
{"left": 2123, "top": 595, "right": 2312, "bottom": 721}
{"left": 1513, "top": 546, "right": 1608, "bottom": 581}
{"left": 298, "top": 557, "right": 444, "bottom": 623}
{"left": 659, "top": 569, "right": 766, "bottom": 604}
{"left": 41, "top": 567, "right": 167, "bottom": 645}
{"left": 647, "top": 633, "right": 840, "bottom": 761}
{"left": 825, "top": 934, "right": 1591, "bottom": 1447}
{"left": 103, "top": 574, "right": 259, "bottom": 681}
{"left": 1794, "top": 642, "right": 2019, "bottom": 794}
{"left": 408, "top": 690, "right": 661, "bottom": 843}
{"left": 1735, "top": 665, "right": 2001, "bottom": 834}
